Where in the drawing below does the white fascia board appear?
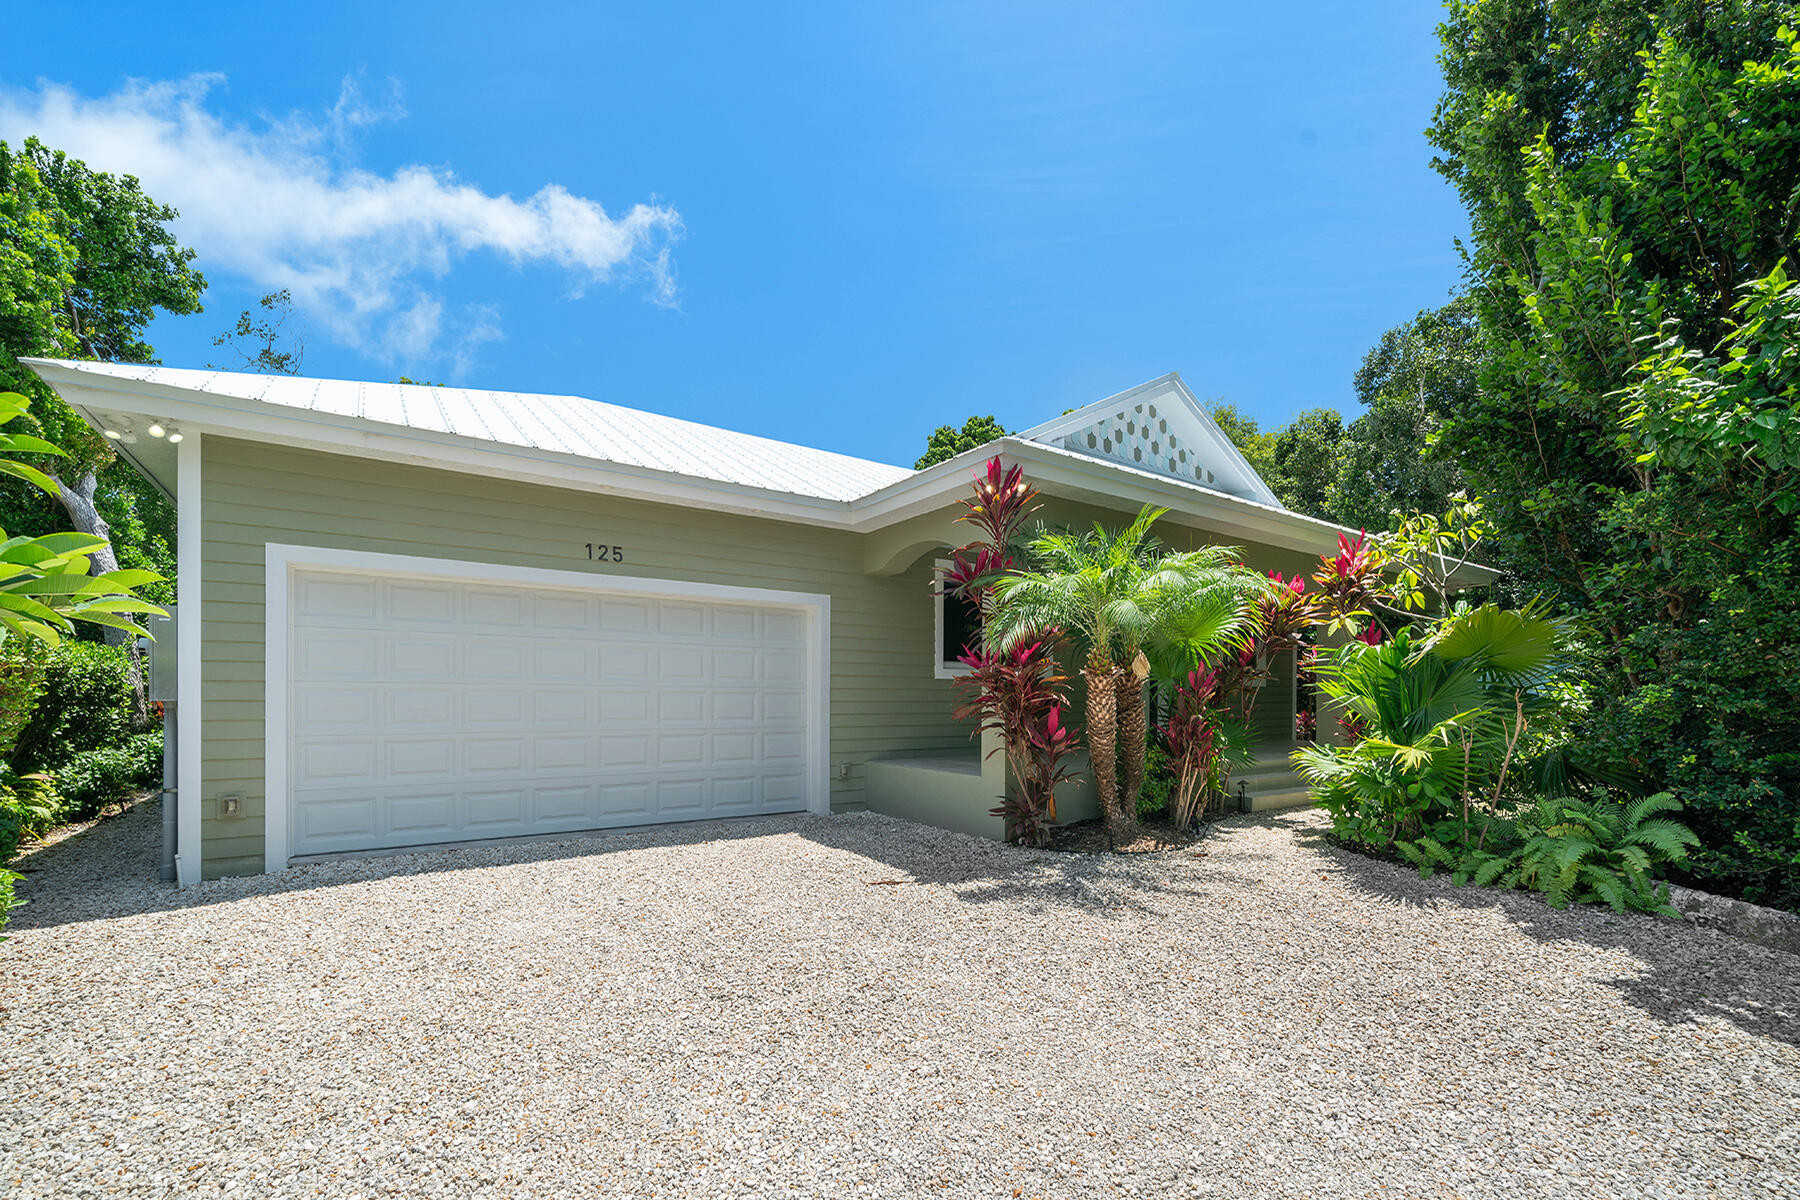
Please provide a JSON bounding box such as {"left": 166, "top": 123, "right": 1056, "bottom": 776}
{"left": 26, "top": 361, "right": 859, "bottom": 527}
{"left": 844, "top": 437, "right": 1368, "bottom": 557}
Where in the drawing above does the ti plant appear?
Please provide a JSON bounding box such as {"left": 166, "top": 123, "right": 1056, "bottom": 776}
{"left": 992, "top": 507, "right": 1258, "bottom": 839}
{"left": 941, "top": 457, "right": 1076, "bottom": 844}
{"left": 953, "top": 639, "right": 1080, "bottom": 846}
{"left": 0, "top": 392, "right": 166, "bottom": 645}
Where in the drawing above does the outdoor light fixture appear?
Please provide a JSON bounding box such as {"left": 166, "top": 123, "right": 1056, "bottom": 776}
{"left": 166, "top": 429, "right": 184, "bottom": 444}
{"left": 103, "top": 428, "right": 122, "bottom": 440}
{"left": 147, "top": 422, "right": 165, "bottom": 438}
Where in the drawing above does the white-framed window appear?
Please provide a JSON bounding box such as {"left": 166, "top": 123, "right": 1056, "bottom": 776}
{"left": 933, "top": 558, "right": 980, "bottom": 679}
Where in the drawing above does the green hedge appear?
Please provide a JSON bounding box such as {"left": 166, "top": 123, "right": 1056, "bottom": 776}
{"left": 10, "top": 642, "right": 137, "bottom": 775}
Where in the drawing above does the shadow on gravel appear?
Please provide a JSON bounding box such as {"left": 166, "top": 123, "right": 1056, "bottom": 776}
{"left": 1294, "top": 819, "right": 1800, "bottom": 1047}
{"left": 6, "top": 799, "right": 840, "bottom": 933}
{"left": 794, "top": 812, "right": 1267, "bottom": 919}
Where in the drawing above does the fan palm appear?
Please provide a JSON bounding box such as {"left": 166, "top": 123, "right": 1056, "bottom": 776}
{"left": 990, "top": 505, "right": 1262, "bottom": 836}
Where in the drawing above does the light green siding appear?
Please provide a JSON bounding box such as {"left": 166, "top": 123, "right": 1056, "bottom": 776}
{"left": 196, "top": 438, "right": 1315, "bottom": 877}
{"left": 197, "top": 437, "right": 969, "bottom": 878}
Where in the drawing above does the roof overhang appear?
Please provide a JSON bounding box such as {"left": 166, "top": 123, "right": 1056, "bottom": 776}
{"left": 24, "top": 357, "right": 1495, "bottom": 579}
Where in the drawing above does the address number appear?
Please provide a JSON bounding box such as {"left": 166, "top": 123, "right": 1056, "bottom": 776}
{"left": 586, "top": 544, "right": 624, "bottom": 562}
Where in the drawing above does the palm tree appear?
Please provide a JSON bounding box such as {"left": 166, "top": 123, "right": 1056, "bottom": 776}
{"left": 989, "top": 505, "right": 1262, "bottom": 838}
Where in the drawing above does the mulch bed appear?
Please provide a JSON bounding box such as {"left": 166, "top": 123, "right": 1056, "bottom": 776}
{"left": 1044, "top": 817, "right": 1208, "bottom": 855}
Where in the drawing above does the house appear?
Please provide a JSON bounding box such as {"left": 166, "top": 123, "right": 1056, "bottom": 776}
{"left": 27, "top": 360, "right": 1361, "bottom": 882}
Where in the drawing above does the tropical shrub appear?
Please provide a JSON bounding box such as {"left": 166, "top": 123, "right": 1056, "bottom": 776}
{"left": 1428, "top": 8, "right": 1800, "bottom": 909}
{"left": 10, "top": 640, "right": 136, "bottom": 774}
{"left": 1296, "top": 604, "right": 1571, "bottom": 846}
{"left": 953, "top": 640, "right": 1079, "bottom": 845}
{"left": 0, "top": 868, "right": 21, "bottom": 941}
{"left": 1503, "top": 793, "right": 1700, "bottom": 916}
{"left": 942, "top": 457, "right": 1079, "bottom": 844}
{"left": 1137, "top": 740, "right": 1174, "bottom": 818}
{"left": 1161, "top": 668, "right": 1224, "bottom": 828}
{"left": 992, "top": 507, "right": 1255, "bottom": 836}
{"left": 54, "top": 731, "right": 161, "bottom": 820}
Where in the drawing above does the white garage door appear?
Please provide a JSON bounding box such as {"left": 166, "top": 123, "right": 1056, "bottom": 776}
{"left": 286, "top": 567, "right": 815, "bottom": 857}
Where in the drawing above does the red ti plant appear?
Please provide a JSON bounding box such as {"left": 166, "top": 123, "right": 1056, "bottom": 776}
{"left": 1161, "top": 668, "right": 1224, "bottom": 828}
{"left": 1311, "top": 531, "right": 1392, "bottom": 641}
{"left": 942, "top": 456, "right": 1080, "bottom": 844}
{"left": 953, "top": 639, "right": 1079, "bottom": 845}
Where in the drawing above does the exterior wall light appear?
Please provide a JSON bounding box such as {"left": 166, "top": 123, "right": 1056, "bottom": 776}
{"left": 166, "top": 430, "right": 184, "bottom": 444}
{"left": 104, "top": 429, "right": 122, "bottom": 440}
{"left": 148, "top": 423, "right": 166, "bottom": 438}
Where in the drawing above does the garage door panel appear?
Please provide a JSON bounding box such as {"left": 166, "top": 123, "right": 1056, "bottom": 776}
{"left": 389, "top": 637, "right": 457, "bottom": 677}
{"left": 384, "top": 581, "right": 456, "bottom": 624}
{"left": 532, "top": 690, "right": 592, "bottom": 724}
{"left": 658, "top": 602, "right": 707, "bottom": 636}
{"left": 657, "top": 691, "right": 706, "bottom": 723}
{"left": 288, "top": 569, "right": 815, "bottom": 857}
{"left": 385, "top": 689, "right": 456, "bottom": 729}
{"left": 466, "top": 689, "right": 526, "bottom": 724}
{"left": 387, "top": 740, "right": 458, "bottom": 780}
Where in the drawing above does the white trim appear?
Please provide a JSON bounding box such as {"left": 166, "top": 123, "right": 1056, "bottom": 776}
{"left": 175, "top": 435, "right": 203, "bottom": 886}
{"left": 931, "top": 558, "right": 973, "bottom": 680}
{"left": 261, "top": 544, "right": 832, "bottom": 873}
{"left": 26, "top": 358, "right": 1391, "bottom": 557}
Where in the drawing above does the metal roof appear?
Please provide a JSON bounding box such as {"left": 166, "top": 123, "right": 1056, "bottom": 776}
{"left": 29, "top": 360, "right": 914, "bottom": 503}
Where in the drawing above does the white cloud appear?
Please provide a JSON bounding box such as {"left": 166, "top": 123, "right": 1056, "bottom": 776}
{"left": 0, "top": 74, "right": 682, "bottom": 373}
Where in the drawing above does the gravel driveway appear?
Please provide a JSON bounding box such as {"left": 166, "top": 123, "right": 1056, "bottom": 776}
{"left": 4, "top": 802, "right": 1798, "bottom": 1199}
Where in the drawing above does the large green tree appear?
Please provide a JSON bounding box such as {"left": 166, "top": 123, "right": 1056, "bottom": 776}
{"left": 1428, "top": 1, "right": 1800, "bottom": 904}
{"left": 1330, "top": 297, "right": 1474, "bottom": 530}
{"left": 1266, "top": 407, "right": 1346, "bottom": 520}
{"left": 915, "top": 415, "right": 1010, "bottom": 469}
{"left": 0, "top": 138, "right": 204, "bottom": 635}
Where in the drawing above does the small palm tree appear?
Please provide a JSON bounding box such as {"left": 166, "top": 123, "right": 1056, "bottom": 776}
{"left": 990, "top": 506, "right": 1262, "bottom": 837}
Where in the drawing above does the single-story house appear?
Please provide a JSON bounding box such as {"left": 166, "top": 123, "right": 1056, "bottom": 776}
{"left": 27, "top": 360, "right": 1364, "bottom": 883}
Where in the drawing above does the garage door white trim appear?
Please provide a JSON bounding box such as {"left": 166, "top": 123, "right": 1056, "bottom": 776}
{"left": 263, "top": 544, "right": 831, "bottom": 872}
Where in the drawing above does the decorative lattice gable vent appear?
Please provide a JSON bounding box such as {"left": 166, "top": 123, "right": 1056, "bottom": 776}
{"left": 1058, "top": 400, "right": 1219, "bottom": 487}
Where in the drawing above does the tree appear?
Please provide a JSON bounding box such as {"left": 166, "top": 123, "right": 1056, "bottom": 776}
{"left": 1204, "top": 399, "right": 1278, "bottom": 482}
{"left": 1330, "top": 298, "right": 1473, "bottom": 530}
{"left": 1266, "top": 408, "right": 1345, "bottom": 521}
{"left": 0, "top": 138, "right": 204, "bottom": 645}
{"left": 1427, "top": 3, "right": 1800, "bottom": 906}
{"left": 915, "top": 415, "right": 1009, "bottom": 469}
{"left": 0, "top": 391, "right": 164, "bottom": 645}
{"left": 991, "top": 508, "right": 1257, "bottom": 840}
{"left": 210, "top": 289, "right": 303, "bottom": 374}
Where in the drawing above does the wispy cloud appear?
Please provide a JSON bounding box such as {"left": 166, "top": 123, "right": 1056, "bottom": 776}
{"left": 0, "top": 75, "right": 682, "bottom": 373}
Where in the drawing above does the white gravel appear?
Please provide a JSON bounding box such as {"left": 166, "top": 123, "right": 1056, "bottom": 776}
{"left": 3, "top": 800, "right": 1797, "bottom": 1199}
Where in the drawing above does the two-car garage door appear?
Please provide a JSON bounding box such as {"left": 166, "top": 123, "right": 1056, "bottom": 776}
{"left": 285, "top": 565, "right": 818, "bottom": 858}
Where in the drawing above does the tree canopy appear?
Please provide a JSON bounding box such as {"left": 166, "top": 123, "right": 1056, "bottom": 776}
{"left": 0, "top": 138, "right": 204, "bottom": 621}
{"left": 915, "top": 415, "right": 1009, "bottom": 469}
{"left": 1427, "top": 0, "right": 1800, "bottom": 905}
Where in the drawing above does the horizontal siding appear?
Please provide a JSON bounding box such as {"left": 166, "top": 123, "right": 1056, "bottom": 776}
{"left": 198, "top": 437, "right": 968, "bottom": 877}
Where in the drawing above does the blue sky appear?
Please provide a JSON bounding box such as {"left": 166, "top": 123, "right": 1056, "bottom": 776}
{"left": 1, "top": 2, "right": 1467, "bottom": 467}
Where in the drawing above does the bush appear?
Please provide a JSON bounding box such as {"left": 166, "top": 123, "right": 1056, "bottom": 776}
{"left": 0, "top": 773, "right": 61, "bottom": 864}
{"left": 0, "top": 645, "right": 47, "bottom": 762}
{"left": 0, "top": 868, "right": 21, "bottom": 941}
{"left": 53, "top": 732, "right": 161, "bottom": 822}
{"left": 1138, "top": 741, "right": 1174, "bottom": 818}
{"left": 10, "top": 641, "right": 136, "bottom": 774}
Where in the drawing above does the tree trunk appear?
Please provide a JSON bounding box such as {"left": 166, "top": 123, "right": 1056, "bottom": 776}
{"left": 1115, "top": 670, "right": 1147, "bottom": 816}
{"left": 53, "top": 468, "right": 149, "bottom": 723}
{"left": 1082, "top": 665, "right": 1126, "bottom": 836}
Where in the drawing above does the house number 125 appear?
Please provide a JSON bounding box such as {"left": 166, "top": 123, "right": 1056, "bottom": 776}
{"left": 586, "top": 544, "right": 624, "bottom": 562}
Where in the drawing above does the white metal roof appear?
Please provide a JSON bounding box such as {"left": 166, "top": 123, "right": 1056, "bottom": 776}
{"left": 29, "top": 360, "right": 914, "bottom": 503}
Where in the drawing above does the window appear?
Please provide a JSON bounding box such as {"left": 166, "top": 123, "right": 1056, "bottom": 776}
{"left": 934, "top": 558, "right": 981, "bottom": 679}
